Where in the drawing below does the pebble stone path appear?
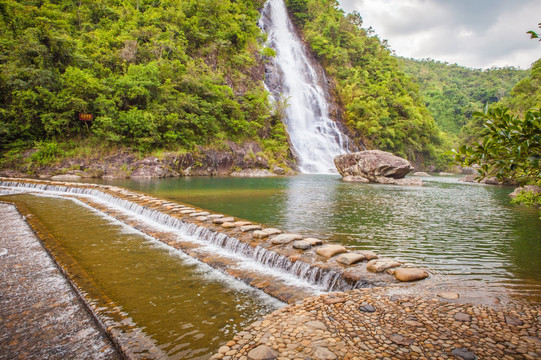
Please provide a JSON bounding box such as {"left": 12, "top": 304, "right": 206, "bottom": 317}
{"left": 0, "top": 202, "right": 120, "bottom": 360}
{"left": 212, "top": 288, "right": 541, "bottom": 360}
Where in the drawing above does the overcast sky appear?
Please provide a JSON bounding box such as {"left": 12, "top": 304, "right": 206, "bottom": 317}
{"left": 337, "top": 0, "right": 541, "bottom": 69}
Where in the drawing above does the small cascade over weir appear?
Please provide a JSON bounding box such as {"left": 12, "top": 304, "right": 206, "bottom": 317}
{"left": 260, "top": 0, "right": 352, "bottom": 174}
{"left": 0, "top": 180, "right": 371, "bottom": 303}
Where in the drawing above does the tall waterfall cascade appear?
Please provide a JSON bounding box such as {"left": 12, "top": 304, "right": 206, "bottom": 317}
{"left": 260, "top": 0, "right": 352, "bottom": 174}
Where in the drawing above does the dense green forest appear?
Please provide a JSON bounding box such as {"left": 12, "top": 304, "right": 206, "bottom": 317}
{"left": 0, "top": 0, "right": 536, "bottom": 174}
{"left": 0, "top": 0, "right": 290, "bottom": 165}
{"left": 398, "top": 59, "right": 527, "bottom": 135}
{"left": 286, "top": 0, "right": 444, "bottom": 165}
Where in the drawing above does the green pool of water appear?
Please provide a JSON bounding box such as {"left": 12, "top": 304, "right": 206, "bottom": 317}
{"left": 8, "top": 194, "right": 280, "bottom": 359}
{"left": 88, "top": 174, "right": 541, "bottom": 300}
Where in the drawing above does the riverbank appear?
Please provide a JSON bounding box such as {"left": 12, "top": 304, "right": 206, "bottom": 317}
{"left": 212, "top": 287, "right": 541, "bottom": 360}
{"left": 0, "top": 142, "right": 295, "bottom": 180}
{"left": 0, "top": 202, "right": 120, "bottom": 360}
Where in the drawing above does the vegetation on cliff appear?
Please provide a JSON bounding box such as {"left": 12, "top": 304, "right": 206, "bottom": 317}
{"left": 285, "top": 0, "right": 445, "bottom": 166}
{"left": 0, "top": 0, "right": 291, "bottom": 171}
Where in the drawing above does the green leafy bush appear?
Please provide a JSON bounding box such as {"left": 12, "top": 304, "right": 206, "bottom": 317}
{"left": 453, "top": 107, "right": 541, "bottom": 185}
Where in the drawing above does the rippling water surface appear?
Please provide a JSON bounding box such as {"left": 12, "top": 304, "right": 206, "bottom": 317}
{"left": 93, "top": 175, "right": 541, "bottom": 300}
{"left": 6, "top": 194, "right": 281, "bottom": 359}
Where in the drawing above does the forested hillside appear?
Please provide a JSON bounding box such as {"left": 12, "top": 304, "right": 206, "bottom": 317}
{"left": 286, "top": 0, "right": 445, "bottom": 165}
{"left": 398, "top": 59, "right": 527, "bottom": 135}
{"left": 0, "top": 0, "right": 290, "bottom": 167}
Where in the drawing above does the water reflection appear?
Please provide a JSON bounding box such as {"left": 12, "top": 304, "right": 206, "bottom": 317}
{"left": 84, "top": 175, "right": 541, "bottom": 300}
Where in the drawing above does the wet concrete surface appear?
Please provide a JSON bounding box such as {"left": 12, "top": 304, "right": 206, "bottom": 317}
{"left": 0, "top": 202, "right": 120, "bottom": 360}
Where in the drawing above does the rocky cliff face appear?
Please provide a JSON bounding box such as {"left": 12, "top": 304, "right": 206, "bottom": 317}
{"left": 0, "top": 142, "right": 294, "bottom": 179}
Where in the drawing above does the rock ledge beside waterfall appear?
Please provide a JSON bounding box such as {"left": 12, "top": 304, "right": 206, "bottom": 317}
{"left": 334, "top": 150, "right": 421, "bottom": 185}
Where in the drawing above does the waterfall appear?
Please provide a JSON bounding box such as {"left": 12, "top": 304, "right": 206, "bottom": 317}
{"left": 260, "top": 0, "right": 351, "bottom": 174}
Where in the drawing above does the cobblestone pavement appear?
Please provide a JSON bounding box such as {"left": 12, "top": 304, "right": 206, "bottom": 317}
{"left": 212, "top": 288, "right": 541, "bottom": 360}
{"left": 0, "top": 202, "right": 120, "bottom": 360}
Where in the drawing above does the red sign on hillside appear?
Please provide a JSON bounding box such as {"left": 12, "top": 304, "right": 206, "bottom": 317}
{"left": 79, "top": 113, "right": 93, "bottom": 121}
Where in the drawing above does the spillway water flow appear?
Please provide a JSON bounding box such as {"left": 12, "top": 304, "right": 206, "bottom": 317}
{"left": 260, "top": 0, "right": 351, "bottom": 174}
{"left": 0, "top": 181, "right": 366, "bottom": 294}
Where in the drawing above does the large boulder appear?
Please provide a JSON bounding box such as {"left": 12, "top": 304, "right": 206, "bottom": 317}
{"left": 334, "top": 150, "right": 414, "bottom": 183}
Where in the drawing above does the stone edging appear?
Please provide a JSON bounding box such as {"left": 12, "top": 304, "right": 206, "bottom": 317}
{"left": 0, "top": 178, "right": 429, "bottom": 304}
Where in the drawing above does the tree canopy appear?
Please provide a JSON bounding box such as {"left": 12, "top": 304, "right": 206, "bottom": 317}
{"left": 0, "top": 0, "right": 288, "bottom": 155}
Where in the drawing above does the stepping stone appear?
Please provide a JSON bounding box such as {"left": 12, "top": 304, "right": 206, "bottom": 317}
{"left": 207, "top": 214, "right": 224, "bottom": 219}
{"left": 196, "top": 216, "right": 208, "bottom": 221}
{"left": 253, "top": 228, "right": 282, "bottom": 239}
{"left": 181, "top": 209, "right": 196, "bottom": 214}
{"left": 336, "top": 253, "right": 365, "bottom": 265}
{"left": 394, "top": 268, "right": 428, "bottom": 282}
{"left": 213, "top": 217, "right": 235, "bottom": 224}
{"left": 358, "top": 250, "right": 378, "bottom": 260}
{"left": 241, "top": 225, "right": 262, "bottom": 232}
{"left": 292, "top": 240, "right": 312, "bottom": 250}
{"left": 366, "top": 258, "right": 401, "bottom": 273}
{"left": 222, "top": 222, "right": 236, "bottom": 228}
{"left": 270, "top": 234, "right": 302, "bottom": 245}
{"left": 304, "top": 237, "right": 323, "bottom": 246}
{"left": 234, "top": 221, "right": 252, "bottom": 227}
{"left": 190, "top": 211, "right": 210, "bottom": 217}
{"left": 316, "top": 244, "right": 347, "bottom": 258}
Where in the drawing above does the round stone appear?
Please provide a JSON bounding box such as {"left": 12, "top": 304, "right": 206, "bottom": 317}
{"left": 394, "top": 268, "right": 428, "bottom": 282}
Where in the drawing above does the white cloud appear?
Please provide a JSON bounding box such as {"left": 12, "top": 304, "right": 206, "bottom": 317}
{"left": 337, "top": 0, "right": 541, "bottom": 69}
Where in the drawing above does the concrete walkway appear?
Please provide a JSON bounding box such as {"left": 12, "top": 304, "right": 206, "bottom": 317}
{"left": 0, "top": 202, "right": 120, "bottom": 360}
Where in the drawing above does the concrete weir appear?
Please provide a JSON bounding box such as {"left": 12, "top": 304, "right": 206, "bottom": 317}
{"left": 0, "top": 178, "right": 422, "bottom": 304}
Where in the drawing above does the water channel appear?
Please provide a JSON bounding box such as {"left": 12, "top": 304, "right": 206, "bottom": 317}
{"left": 3, "top": 193, "right": 282, "bottom": 359}
{"left": 83, "top": 174, "right": 541, "bottom": 302}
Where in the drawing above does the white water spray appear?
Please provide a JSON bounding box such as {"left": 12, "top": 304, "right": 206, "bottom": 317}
{"left": 261, "top": 0, "right": 351, "bottom": 174}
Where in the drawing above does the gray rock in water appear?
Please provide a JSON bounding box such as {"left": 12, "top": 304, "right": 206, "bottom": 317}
{"left": 412, "top": 171, "right": 430, "bottom": 177}
{"left": 334, "top": 150, "right": 414, "bottom": 182}
{"left": 292, "top": 240, "right": 312, "bottom": 250}
{"left": 247, "top": 344, "right": 278, "bottom": 360}
{"left": 304, "top": 237, "right": 323, "bottom": 246}
{"left": 509, "top": 184, "right": 541, "bottom": 198}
